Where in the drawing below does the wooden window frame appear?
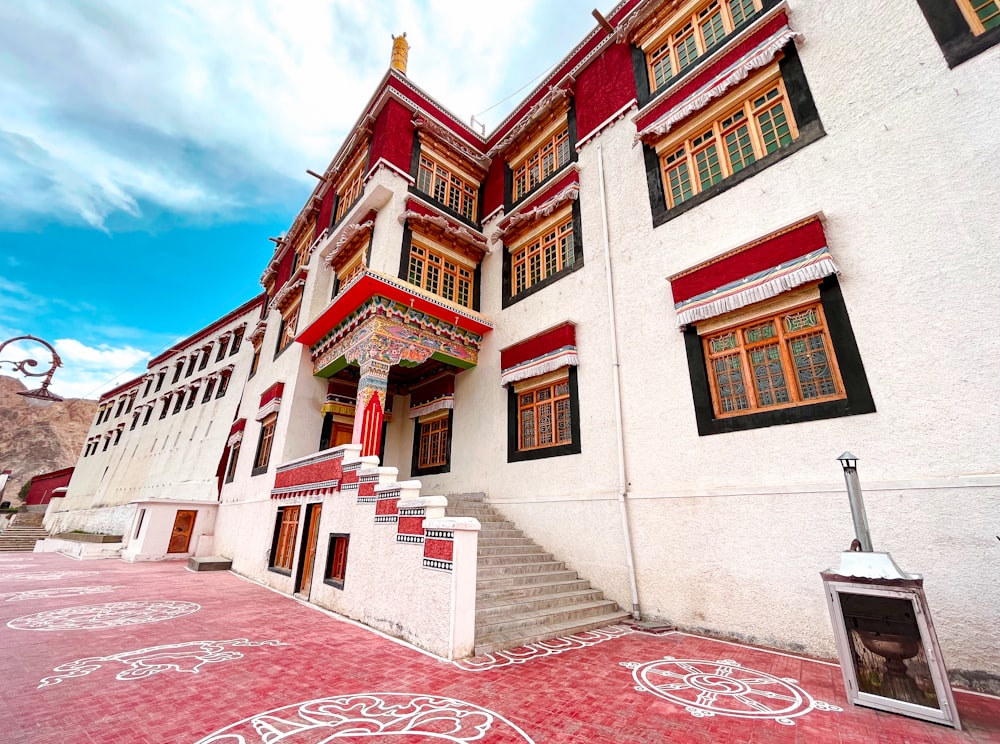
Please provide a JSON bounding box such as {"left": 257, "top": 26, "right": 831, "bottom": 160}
{"left": 644, "top": 0, "right": 764, "bottom": 95}
{"left": 643, "top": 44, "right": 823, "bottom": 227}
{"left": 159, "top": 396, "right": 171, "bottom": 420}
{"left": 171, "top": 362, "right": 183, "bottom": 384}
{"left": 411, "top": 409, "right": 452, "bottom": 476}
{"left": 657, "top": 67, "right": 798, "bottom": 210}
{"left": 172, "top": 392, "right": 185, "bottom": 415}
{"left": 324, "top": 533, "right": 350, "bottom": 589}
{"left": 252, "top": 413, "right": 276, "bottom": 476}
{"left": 199, "top": 346, "right": 211, "bottom": 371}
{"left": 186, "top": 386, "right": 199, "bottom": 410}
{"left": 248, "top": 345, "right": 261, "bottom": 379}
{"left": 155, "top": 371, "right": 165, "bottom": 393}
{"left": 511, "top": 213, "right": 576, "bottom": 297}
{"left": 916, "top": 0, "right": 1000, "bottom": 66}
{"left": 269, "top": 505, "right": 300, "bottom": 575}
{"left": 216, "top": 340, "right": 228, "bottom": 362}
{"left": 201, "top": 378, "right": 216, "bottom": 403}
{"left": 224, "top": 439, "right": 241, "bottom": 483}
{"left": 502, "top": 200, "right": 584, "bottom": 307}
{"left": 507, "top": 367, "right": 582, "bottom": 462}
{"left": 142, "top": 407, "right": 153, "bottom": 426}
{"left": 229, "top": 328, "right": 244, "bottom": 356}
{"left": 416, "top": 153, "right": 479, "bottom": 222}
{"left": 701, "top": 292, "right": 845, "bottom": 418}
{"left": 957, "top": 0, "right": 1000, "bottom": 34}
{"left": 511, "top": 125, "right": 572, "bottom": 202}
{"left": 334, "top": 155, "right": 366, "bottom": 224}
{"left": 215, "top": 371, "right": 231, "bottom": 399}
{"left": 683, "top": 276, "right": 875, "bottom": 436}
{"left": 275, "top": 301, "right": 301, "bottom": 356}
{"left": 406, "top": 240, "right": 476, "bottom": 308}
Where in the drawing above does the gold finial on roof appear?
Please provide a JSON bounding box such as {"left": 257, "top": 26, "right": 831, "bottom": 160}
{"left": 391, "top": 33, "right": 409, "bottom": 74}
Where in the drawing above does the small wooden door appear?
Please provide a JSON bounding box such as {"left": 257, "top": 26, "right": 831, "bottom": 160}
{"left": 298, "top": 504, "right": 323, "bottom": 594}
{"left": 332, "top": 423, "right": 353, "bottom": 447}
{"left": 168, "top": 510, "right": 197, "bottom": 553}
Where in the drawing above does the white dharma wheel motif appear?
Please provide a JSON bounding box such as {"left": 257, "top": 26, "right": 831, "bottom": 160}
{"left": 7, "top": 600, "right": 200, "bottom": 631}
{"left": 623, "top": 657, "right": 842, "bottom": 726}
{"left": 195, "top": 692, "right": 535, "bottom": 743}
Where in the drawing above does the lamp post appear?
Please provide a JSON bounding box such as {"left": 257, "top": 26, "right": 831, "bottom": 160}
{"left": 0, "top": 335, "right": 64, "bottom": 405}
{"left": 836, "top": 451, "right": 872, "bottom": 552}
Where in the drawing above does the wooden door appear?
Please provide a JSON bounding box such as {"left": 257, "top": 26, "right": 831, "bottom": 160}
{"left": 333, "top": 423, "right": 353, "bottom": 447}
{"left": 168, "top": 510, "right": 197, "bottom": 553}
{"left": 298, "top": 503, "right": 323, "bottom": 594}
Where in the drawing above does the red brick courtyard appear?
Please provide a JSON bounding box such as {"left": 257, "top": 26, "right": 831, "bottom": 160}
{"left": 1, "top": 553, "right": 997, "bottom": 743}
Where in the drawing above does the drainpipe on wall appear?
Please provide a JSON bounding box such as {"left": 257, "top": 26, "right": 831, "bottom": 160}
{"left": 597, "top": 143, "right": 641, "bottom": 621}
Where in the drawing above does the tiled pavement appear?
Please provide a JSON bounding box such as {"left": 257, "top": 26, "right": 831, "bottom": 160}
{"left": 1, "top": 553, "right": 998, "bottom": 743}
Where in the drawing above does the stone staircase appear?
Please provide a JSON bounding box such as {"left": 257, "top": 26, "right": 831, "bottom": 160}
{"left": 447, "top": 494, "right": 629, "bottom": 656}
{"left": 0, "top": 512, "right": 48, "bottom": 552}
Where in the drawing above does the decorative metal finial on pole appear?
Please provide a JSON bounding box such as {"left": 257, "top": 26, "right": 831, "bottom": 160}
{"left": 836, "top": 451, "right": 873, "bottom": 552}
{"left": 0, "top": 335, "right": 64, "bottom": 404}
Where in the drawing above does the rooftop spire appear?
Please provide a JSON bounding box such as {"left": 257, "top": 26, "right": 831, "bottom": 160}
{"left": 391, "top": 33, "right": 409, "bottom": 75}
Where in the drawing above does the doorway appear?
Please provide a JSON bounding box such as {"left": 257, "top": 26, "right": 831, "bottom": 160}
{"left": 167, "top": 510, "right": 197, "bottom": 553}
{"left": 297, "top": 503, "right": 323, "bottom": 595}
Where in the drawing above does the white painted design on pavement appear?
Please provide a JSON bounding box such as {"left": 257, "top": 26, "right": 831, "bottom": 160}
{"left": 454, "top": 624, "right": 634, "bottom": 671}
{"left": 7, "top": 600, "right": 200, "bottom": 631}
{"left": 195, "top": 692, "right": 535, "bottom": 742}
{"left": 622, "top": 657, "right": 842, "bottom": 726}
{"left": 0, "top": 571, "right": 99, "bottom": 581}
{"left": 38, "top": 638, "right": 286, "bottom": 688}
{"left": 1, "top": 585, "right": 124, "bottom": 601}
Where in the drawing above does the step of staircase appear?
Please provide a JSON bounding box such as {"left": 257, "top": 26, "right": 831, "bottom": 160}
{"left": 474, "top": 611, "right": 632, "bottom": 657}
{"left": 0, "top": 515, "right": 51, "bottom": 552}
{"left": 445, "top": 493, "right": 629, "bottom": 657}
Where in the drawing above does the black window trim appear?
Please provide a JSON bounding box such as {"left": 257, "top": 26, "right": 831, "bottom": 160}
{"left": 410, "top": 408, "right": 453, "bottom": 476}
{"left": 644, "top": 42, "right": 824, "bottom": 228}
{"left": 916, "top": 0, "right": 1000, "bottom": 67}
{"left": 501, "top": 197, "right": 585, "bottom": 309}
{"left": 323, "top": 532, "right": 350, "bottom": 590}
{"left": 683, "top": 275, "right": 876, "bottom": 436}
{"left": 507, "top": 366, "right": 582, "bottom": 462}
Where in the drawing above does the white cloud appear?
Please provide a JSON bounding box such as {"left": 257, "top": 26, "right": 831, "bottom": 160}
{"left": 45, "top": 338, "right": 151, "bottom": 399}
{"left": 0, "top": 0, "right": 599, "bottom": 231}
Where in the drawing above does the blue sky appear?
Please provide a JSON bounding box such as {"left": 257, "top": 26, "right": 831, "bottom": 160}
{"left": 0, "top": 0, "right": 602, "bottom": 398}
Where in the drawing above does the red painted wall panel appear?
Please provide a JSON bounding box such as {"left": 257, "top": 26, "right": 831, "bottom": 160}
{"left": 369, "top": 98, "right": 414, "bottom": 176}
{"left": 273, "top": 457, "right": 343, "bottom": 489}
{"left": 423, "top": 537, "right": 454, "bottom": 562}
{"left": 316, "top": 188, "right": 335, "bottom": 237}
{"left": 482, "top": 157, "right": 505, "bottom": 219}
{"left": 574, "top": 42, "right": 636, "bottom": 143}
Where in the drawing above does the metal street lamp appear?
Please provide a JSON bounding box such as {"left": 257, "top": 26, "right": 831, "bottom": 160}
{"left": 0, "top": 335, "right": 64, "bottom": 406}
{"left": 836, "top": 451, "right": 872, "bottom": 552}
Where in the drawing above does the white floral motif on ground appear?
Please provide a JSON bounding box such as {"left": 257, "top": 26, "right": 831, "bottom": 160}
{"left": 0, "top": 571, "right": 99, "bottom": 581}
{"left": 1, "top": 585, "right": 124, "bottom": 602}
{"left": 622, "top": 657, "right": 842, "bottom": 726}
{"left": 7, "top": 600, "right": 200, "bottom": 631}
{"left": 195, "top": 693, "right": 535, "bottom": 743}
{"left": 38, "top": 638, "right": 286, "bottom": 688}
{"left": 455, "top": 625, "right": 634, "bottom": 671}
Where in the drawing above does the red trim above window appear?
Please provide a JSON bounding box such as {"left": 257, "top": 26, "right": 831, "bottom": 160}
{"left": 669, "top": 216, "right": 827, "bottom": 305}
{"left": 229, "top": 418, "right": 246, "bottom": 436}
{"left": 260, "top": 382, "right": 285, "bottom": 407}
{"left": 500, "top": 322, "right": 576, "bottom": 371}
{"left": 410, "top": 373, "right": 455, "bottom": 408}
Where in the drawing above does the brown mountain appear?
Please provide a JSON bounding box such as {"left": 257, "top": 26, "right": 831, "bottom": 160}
{"left": 0, "top": 375, "right": 97, "bottom": 504}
